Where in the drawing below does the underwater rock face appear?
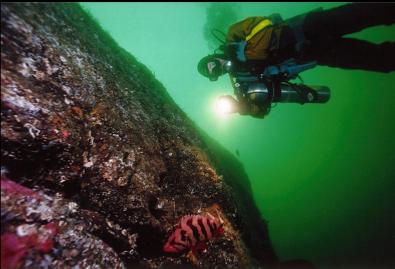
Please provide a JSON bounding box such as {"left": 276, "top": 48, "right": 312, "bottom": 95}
{"left": 1, "top": 3, "right": 277, "bottom": 268}
{"left": 1, "top": 177, "right": 124, "bottom": 269}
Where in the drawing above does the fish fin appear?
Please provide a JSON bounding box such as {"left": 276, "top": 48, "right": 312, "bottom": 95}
{"left": 206, "top": 212, "right": 215, "bottom": 220}
{"left": 187, "top": 250, "right": 199, "bottom": 264}
{"left": 211, "top": 203, "right": 221, "bottom": 211}
{"left": 207, "top": 203, "right": 224, "bottom": 224}
{"left": 214, "top": 208, "right": 224, "bottom": 225}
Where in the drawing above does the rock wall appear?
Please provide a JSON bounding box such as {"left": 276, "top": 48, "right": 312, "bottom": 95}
{"left": 1, "top": 3, "right": 278, "bottom": 268}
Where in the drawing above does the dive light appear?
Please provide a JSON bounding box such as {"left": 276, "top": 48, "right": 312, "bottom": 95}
{"left": 216, "top": 95, "right": 239, "bottom": 115}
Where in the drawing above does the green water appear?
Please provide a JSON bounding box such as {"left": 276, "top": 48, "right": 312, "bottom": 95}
{"left": 80, "top": 3, "right": 395, "bottom": 267}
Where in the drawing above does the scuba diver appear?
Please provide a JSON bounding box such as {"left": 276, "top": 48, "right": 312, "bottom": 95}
{"left": 197, "top": 3, "right": 395, "bottom": 118}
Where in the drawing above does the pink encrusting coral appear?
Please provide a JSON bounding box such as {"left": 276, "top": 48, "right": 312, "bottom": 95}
{"left": 1, "top": 222, "right": 59, "bottom": 269}
{"left": 1, "top": 234, "right": 27, "bottom": 269}
{"left": 1, "top": 170, "right": 125, "bottom": 268}
{"left": 1, "top": 176, "right": 59, "bottom": 269}
{"left": 1, "top": 177, "right": 40, "bottom": 198}
{"left": 163, "top": 213, "right": 225, "bottom": 255}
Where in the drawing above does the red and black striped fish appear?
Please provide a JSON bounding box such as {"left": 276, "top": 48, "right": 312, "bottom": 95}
{"left": 163, "top": 213, "right": 224, "bottom": 255}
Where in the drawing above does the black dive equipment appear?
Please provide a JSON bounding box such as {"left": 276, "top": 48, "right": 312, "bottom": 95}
{"left": 223, "top": 58, "right": 330, "bottom": 116}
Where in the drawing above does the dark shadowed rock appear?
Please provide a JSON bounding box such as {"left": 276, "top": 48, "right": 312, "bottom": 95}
{"left": 1, "top": 3, "right": 278, "bottom": 268}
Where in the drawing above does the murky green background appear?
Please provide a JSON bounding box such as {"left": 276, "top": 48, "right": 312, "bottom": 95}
{"left": 80, "top": 2, "right": 395, "bottom": 267}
